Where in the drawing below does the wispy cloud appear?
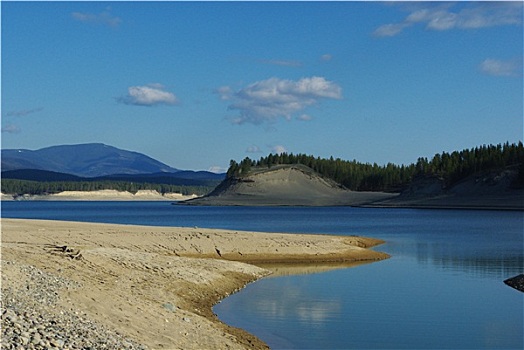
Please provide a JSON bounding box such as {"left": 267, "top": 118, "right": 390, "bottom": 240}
{"left": 269, "top": 145, "right": 288, "bottom": 155}
{"left": 215, "top": 86, "right": 233, "bottom": 101}
{"left": 246, "top": 145, "right": 262, "bottom": 153}
{"left": 373, "top": 23, "right": 410, "bottom": 38}
{"left": 218, "top": 76, "right": 342, "bottom": 125}
{"left": 1, "top": 124, "right": 21, "bottom": 134}
{"left": 479, "top": 58, "right": 522, "bottom": 77}
{"left": 374, "top": 2, "right": 522, "bottom": 37}
{"left": 320, "top": 54, "right": 333, "bottom": 62}
{"left": 72, "top": 8, "right": 122, "bottom": 28}
{"left": 208, "top": 166, "right": 227, "bottom": 174}
{"left": 118, "top": 84, "right": 179, "bottom": 107}
{"left": 2, "top": 107, "right": 43, "bottom": 134}
{"left": 5, "top": 107, "right": 43, "bottom": 117}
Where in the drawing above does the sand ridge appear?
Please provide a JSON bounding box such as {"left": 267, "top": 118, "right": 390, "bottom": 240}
{"left": 1, "top": 219, "right": 388, "bottom": 349}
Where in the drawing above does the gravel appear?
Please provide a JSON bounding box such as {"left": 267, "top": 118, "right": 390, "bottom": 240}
{"left": 1, "top": 260, "right": 148, "bottom": 350}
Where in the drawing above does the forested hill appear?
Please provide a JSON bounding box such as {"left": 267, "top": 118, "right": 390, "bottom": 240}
{"left": 1, "top": 143, "right": 178, "bottom": 177}
{"left": 1, "top": 169, "right": 223, "bottom": 197}
{"left": 227, "top": 142, "right": 524, "bottom": 192}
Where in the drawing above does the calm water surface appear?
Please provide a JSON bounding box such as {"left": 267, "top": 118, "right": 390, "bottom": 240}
{"left": 2, "top": 201, "right": 523, "bottom": 349}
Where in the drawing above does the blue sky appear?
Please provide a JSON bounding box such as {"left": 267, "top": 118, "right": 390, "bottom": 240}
{"left": 2, "top": 1, "right": 523, "bottom": 172}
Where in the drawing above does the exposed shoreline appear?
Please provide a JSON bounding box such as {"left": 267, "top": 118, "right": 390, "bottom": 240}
{"left": 2, "top": 189, "right": 521, "bottom": 211}
{"left": 1, "top": 190, "right": 198, "bottom": 201}
{"left": 181, "top": 166, "right": 523, "bottom": 210}
{"left": 366, "top": 192, "right": 524, "bottom": 211}
{"left": 1, "top": 219, "right": 388, "bottom": 349}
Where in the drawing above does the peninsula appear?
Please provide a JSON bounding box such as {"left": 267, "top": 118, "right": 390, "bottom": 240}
{"left": 1, "top": 218, "right": 388, "bottom": 349}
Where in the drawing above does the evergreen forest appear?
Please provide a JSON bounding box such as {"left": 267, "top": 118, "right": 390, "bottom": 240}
{"left": 1, "top": 179, "right": 213, "bottom": 197}
{"left": 3, "top": 142, "right": 523, "bottom": 196}
{"left": 227, "top": 142, "right": 524, "bottom": 192}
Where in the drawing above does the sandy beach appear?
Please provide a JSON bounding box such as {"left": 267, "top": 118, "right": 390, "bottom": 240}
{"left": 1, "top": 219, "right": 388, "bottom": 349}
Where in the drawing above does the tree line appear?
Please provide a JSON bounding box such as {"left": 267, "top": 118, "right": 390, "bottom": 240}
{"left": 1, "top": 179, "right": 213, "bottom": 197}
{"left": 227, "top": 142, "right": 524, "bottom": 192}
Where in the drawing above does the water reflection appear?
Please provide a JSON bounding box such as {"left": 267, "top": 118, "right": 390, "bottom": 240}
{"left": 422, "top": 255, "right": 523, "bottom": 278}
{"left": 215, "top": 207, "right": 523, "bottom": 349}
{"left": 3, "top": 202, "right": 522, "bottom": 349}
{"left": 385, "top": 239, "right": 523, "bottom": 278}
{"left": 245, "top": 262, "right": 375, "bottom": 326}
{"left": 216, "top": 255, "right": 523, "bottom": 350}
{"left": 250, "top": 285, "right": 341, "bottom": 325}
{"left": 255, "top": 260, "right": 373, "bottom": 277}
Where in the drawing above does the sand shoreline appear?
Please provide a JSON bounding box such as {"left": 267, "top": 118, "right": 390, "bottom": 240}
{"left": 1, "top": 190, "right": 198, "bottom": 201}
{"left": 3, "top": 188, "right": 521, "bottom": 211}
{"left": 1, "top": 219, "right": 388, "bottom": 349}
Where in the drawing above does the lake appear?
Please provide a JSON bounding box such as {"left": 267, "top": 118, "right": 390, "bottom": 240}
{"left": 1, "top": 201, "right": 523, "bottom": 349}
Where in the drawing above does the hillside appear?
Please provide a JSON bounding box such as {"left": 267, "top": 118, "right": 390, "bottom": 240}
{"left": 227, "top": 142, "right": 524, "bottom": 192}
{"left": 1, "top": 143, "right": 178, "bottom": 177}
{"left": 1, "top": 144, "right": 225, "bottom": 198}
{"left": 1, "top": 169, "right": 223, "bottom": 198}
{"left": 186, "top": 142, "right": 524, "bottom": 209}
{"left": 370, "top": 168, "right": 524, "bottom": 210}
{"left": 184, "top": 164, "right": 397, "bottom": 206}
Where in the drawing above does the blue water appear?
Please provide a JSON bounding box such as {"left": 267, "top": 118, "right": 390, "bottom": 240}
{"left": 2, "top": 201, "right": 523, "bottom": 349}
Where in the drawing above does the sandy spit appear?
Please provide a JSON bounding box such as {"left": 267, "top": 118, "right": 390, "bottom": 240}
{"left": 1, "top": 219, "right": 388, "bottom": 349}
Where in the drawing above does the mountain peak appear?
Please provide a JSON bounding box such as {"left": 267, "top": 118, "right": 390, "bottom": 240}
{"left": 1, "top": 143, "right": 178, "bottom": 177}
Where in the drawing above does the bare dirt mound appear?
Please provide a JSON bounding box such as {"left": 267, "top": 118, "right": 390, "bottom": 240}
{"left": 185, "top": 165, "right": 397, "bottom": 206}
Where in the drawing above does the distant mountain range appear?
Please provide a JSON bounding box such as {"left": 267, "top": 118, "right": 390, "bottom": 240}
{"left": 1, "top": 143, "right": 224, "bottom": 184}
{"left": 1, "top": 169, "right": 224, "bottom": 187}
{"left": 1, "top": 143, "right": 179, "bottom": 177}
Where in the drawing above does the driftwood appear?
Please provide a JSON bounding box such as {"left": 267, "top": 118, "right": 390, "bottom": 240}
{"left": 45, "top": 244, "right": 83, "bottom": 260}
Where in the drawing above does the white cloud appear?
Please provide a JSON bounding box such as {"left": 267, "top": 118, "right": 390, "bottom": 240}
{"left": 424, "top": 9, "right": 459, "bottom": 31}
{"left": 1, "top": 124, "right": 21, "bottom": 134}
{"left": 270, "top": 145, "right": 288, "bottom": 155}
{"left": 374, "top": 2, "right": 522, "bottom": 37}
{"left": 479, "top": 58, "right": 522, "bottom": 77}
{"left": 208, "top": 166, "right": 227, "bottom": 174}
{"left": 220, "top": 76, "right": 342, "bottom": 125}
{"left": 215, "top": 86, "right": 233, "bottom": 101}
{"left": 118, "top": 84, "right": 178, "bottom": 106}
{"left": 457, "top": 3, "right": 523, "bottom": 29}
{"left": 373, "top": 23, "right": 409, "bottom": 37}
{"left": 320, "top": 54, "right": 333, "bottom": 62}
{"left": 72, "top": 8, "right": 122, "bottom": 27}
{"left": 246, "top": 145, "right": 262, "bottom": 153}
